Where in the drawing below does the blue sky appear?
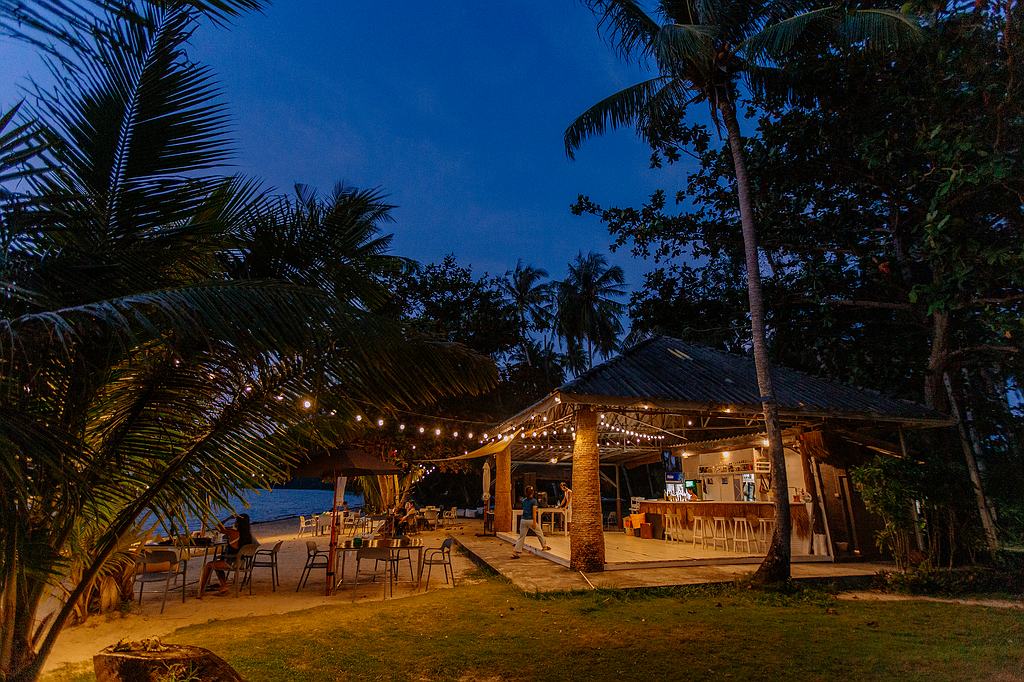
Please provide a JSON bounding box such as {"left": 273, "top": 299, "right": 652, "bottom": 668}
{"left": 0, "top": 1, "right": 699, "bottom": 289}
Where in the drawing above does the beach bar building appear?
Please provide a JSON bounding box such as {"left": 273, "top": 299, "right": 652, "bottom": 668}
{"left": 466, "top": 336, "right": 951, "bottom": 572}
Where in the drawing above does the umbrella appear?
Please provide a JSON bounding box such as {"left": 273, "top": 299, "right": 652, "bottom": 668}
{"left": 292, "top": 448, "right": 403, "bottom": 479}
{"left": 483, "top": 458, "right": 491, "bottom": 501}
{"left": 292, "top": 448, "right": 402, "bottom": 595}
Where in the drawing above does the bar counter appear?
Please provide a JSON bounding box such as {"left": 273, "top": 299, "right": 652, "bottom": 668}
{"left": 637, "top": 500, "right": 811, "bottom": 539}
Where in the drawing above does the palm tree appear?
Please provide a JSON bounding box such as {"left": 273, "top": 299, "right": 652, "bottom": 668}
{"left": 226, "top": 183, "right": 411, "bottom": 311}
{"left": 556, "top": 251, "right": 626, "bottom": 371}
{"left": 500, "top": 260, "right": 554, "bottom": 364}
{"left": 0, "top": 4, "right": 495, "bottom": 680}
{"left": 566, "top": 0, "right": 919, "bottom": 584}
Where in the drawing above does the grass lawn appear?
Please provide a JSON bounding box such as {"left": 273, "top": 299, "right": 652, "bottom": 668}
{"left": 46, "top": 572, "right": 1024, "bottom": 681}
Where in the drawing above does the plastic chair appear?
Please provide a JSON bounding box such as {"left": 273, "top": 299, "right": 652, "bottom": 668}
{"left": 134, "top": 549, "right": 187, "bottom": 614}
{"left": 230, "top": 544, "right": 259, "bottom": 596}
{"left": 605, "top": 511, "right": 618, "bottom": 530}
{"left": 442, "top": 506, "right": 458, "bottom": 528}
{"left": 422, "top": 509, "right": 440, "bottom": 531}
{"left": 296, "top": 540, "right": 330, "bottom": 591}
{"left": 297, "top": 515, "right": 317, "bottom": 537}
{"left": 250, "top": 540, "right": 283, "bottom": 591}
{"left": 424, "top": 537, "right": 455, "bottom": 589}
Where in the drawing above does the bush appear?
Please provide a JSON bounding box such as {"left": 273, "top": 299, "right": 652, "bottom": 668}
{"left": 875, "top": 563, "right": 1024, "bottom": 597}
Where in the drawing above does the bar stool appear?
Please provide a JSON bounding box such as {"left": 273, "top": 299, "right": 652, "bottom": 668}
{"left": 691, "top": 516, "right": 708, "bottom": 548}
{"left": 732, "top": 517, "right": 754, "bottom": 553}
{"left": 664, "top": 515, "right": 682, "bottom": 543}
{"left": 710, "top": 517, "right": 730, "bottom": 550}
{"left": 758, "top": 518, "right": 777, "bottom": 552}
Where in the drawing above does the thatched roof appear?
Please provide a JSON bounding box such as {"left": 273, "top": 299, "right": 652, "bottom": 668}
{"left": 473, "top": 336, "right": 948, "bottom": 465}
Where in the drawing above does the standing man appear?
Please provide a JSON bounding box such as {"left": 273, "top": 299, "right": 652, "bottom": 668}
{"left": 558, "top": 481, "right": 573, "bottom": 532}
{"left": 512, "top": 486, "right": 550, "bottom": 558}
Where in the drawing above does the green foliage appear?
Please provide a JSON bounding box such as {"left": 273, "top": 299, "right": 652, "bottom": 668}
{"left": 851, "top": 457, "right": 923, "bottom": 568}
{"left": 574, "top": 2, "right": 1022, "bottom": 557}
{"left": 876, "top": 564, "right": 1024, "bottom": 597}
{"left": 555, "top": 251, "right": 626, "bottom": 372}
{"left": 0, "top": 2, "right": 497, "bottom": 679}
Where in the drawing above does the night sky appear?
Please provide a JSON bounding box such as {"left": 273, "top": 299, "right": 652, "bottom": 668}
{"left": 1, "top": 2, "right": 702, "bottom": 290}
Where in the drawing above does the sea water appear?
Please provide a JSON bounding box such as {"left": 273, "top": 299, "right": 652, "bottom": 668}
{"left": 175, "top": 488, "right": 365, "bottom": 532}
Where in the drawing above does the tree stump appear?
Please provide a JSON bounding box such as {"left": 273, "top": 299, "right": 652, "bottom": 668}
{"left": 94, "top": 640, "right": 244, "bottom": 681}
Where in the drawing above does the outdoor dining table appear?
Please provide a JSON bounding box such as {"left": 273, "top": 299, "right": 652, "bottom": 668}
{"left": 334, "top": 537, "right": 425, "bottom": 590}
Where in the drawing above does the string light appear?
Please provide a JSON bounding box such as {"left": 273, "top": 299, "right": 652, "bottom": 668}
{"left": 355, "top": 415, "right": 363, "bottom": 422}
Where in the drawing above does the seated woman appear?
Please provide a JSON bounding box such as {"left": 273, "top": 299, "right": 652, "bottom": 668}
{"left": 198, "top": 513, "right": 257, "bottom": 598}
{"left": 396, "top": 501, "right": 417, "bottom": 536}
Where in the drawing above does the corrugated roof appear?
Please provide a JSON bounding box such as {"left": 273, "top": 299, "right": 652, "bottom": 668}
{"left": 558, "top": 336, "right": 947, "bottom": 424}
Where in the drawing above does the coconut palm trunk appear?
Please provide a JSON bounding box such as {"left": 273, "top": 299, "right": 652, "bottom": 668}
{"left": 719, "top": 99, "right": 791, "bottom": 583}
{"left": 570, "top": 408, "right": 604, "bottom": 571}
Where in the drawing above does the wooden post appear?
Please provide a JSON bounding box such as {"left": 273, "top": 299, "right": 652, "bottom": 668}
{"left": 570, "top": 408, "right": 605, "bottom": 571}
{"left": 494, "top": 444, "right": 512, "bottom": 534}
{"left": 614, "top": 464, "right": 622, "bottom": 529}
{"left": 795, "top": 438, "right": 825, "bottom": 554}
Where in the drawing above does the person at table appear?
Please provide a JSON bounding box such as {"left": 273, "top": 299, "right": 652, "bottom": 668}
{"left": 198, "top": 514, "right": 257, "bottom": 598}
{"left": 397, "top": 500, "right": 418, "bottom": 535}
{"left": 512, "top": 486, "right": 551, "bottom": 558}
{"left": 558, "top": 481, "right": 573, "bottom": 531}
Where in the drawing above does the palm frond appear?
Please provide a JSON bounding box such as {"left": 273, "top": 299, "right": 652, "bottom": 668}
{"left": 565, "top": 76, "right": 671, "bottom": 158}
{"left": 0, "top": 0, "right": 265, "bottom": 60}
{"left": 743, "top": 6, "right": 922, "bottom": 64}
{"left": 0, "top": 280, "right": 333, "bottom": 364}
{"left": 654, "top": 22, "right": 717, "bottom": 70}
{"left": 583, "top": 0, "right": 661, "bottom": 61}
{"left": 837, "top": 9, "right": 923, "bottom": 51}
{"left": 0, "top": 102, "right": 50, "bottom": 185}
{"left": 25, "top": 4, "right": 233, "bottom": 241}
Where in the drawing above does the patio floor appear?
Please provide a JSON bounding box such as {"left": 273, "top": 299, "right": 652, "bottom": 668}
{"left": 455, "top": 529, "right": 889, "bottom": 593}
{"left": 494, "top": 528, "right": 833, "bottom": 570}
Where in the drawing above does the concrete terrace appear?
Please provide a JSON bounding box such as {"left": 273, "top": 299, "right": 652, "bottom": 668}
{"left": 454, "top": 529, "right": 890, "bottom": 593}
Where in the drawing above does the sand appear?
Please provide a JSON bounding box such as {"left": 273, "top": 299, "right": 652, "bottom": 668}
{"left": 43, "top": 517, "right": 482, "bottom": 675}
